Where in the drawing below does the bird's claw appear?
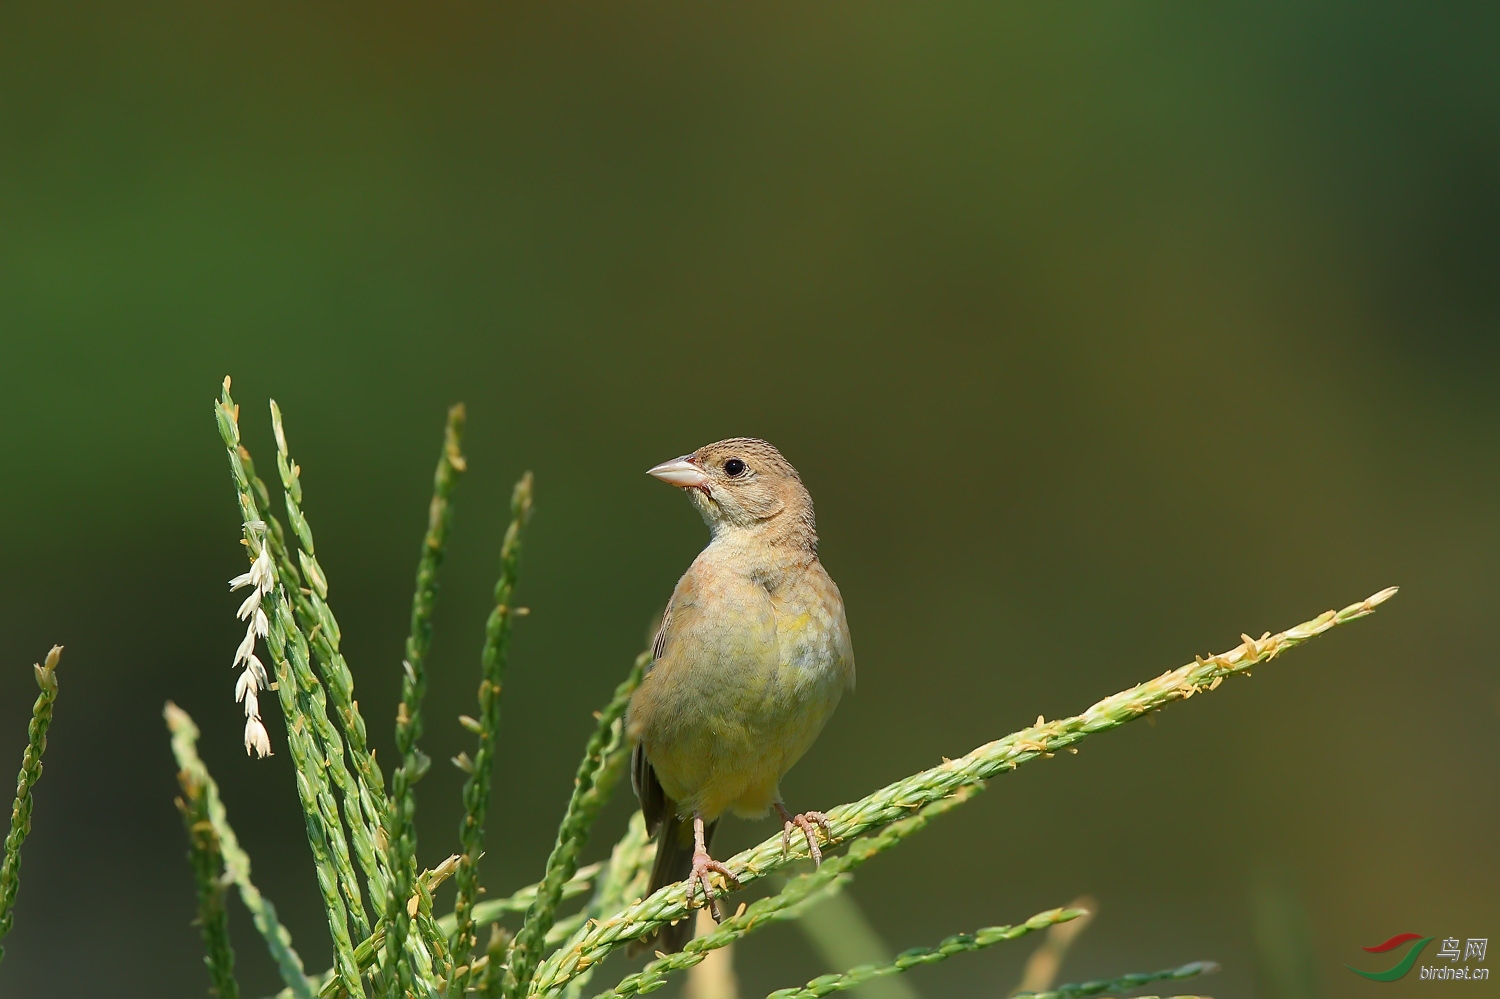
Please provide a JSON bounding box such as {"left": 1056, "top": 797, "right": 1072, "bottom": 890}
{"left": 686, "top": 852, "right": 739, "bottom": 922}
{"left": 777, "top": 807, "right": 834, "bottom": 867}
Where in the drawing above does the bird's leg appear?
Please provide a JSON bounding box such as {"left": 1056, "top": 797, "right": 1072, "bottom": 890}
{"left": 775, "top": 802, "right": 834, "bottom": 867}
{"left": 687, "top": 814, "right": 739, "bottom": 922}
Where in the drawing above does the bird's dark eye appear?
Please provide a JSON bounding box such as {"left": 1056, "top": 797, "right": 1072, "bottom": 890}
{"left": 723, "top": 458, "right": 746, "bottom": 477}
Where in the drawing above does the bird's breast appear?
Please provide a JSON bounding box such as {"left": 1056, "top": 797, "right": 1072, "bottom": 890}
{"left": 626, "top": 555, "right": 854, "bottom": 817}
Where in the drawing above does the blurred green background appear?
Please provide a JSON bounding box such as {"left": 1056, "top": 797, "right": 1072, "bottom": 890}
{"left": 1, "top": 4, "right": 1496, "bottom": 997}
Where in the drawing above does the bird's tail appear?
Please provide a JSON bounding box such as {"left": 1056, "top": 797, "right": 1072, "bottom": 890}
{"left": 628, "top": 813, "right": 716, "bottom": 956}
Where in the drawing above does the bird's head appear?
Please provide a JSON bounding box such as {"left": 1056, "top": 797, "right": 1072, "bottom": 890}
{"left": 647, "top": 438, "right": 816, "bottom": 548}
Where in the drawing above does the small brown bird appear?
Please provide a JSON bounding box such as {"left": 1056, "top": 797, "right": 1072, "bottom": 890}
{"left": 627, "top": 438, "right": 855, "bottom": 953}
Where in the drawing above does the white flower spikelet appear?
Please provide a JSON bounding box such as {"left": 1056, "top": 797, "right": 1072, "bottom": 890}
{"left": 245, "top": 717, "right": 272, "bottom": 759}
{"left": 236, "top": 588, "right": 263, "bottom": 621}
{"left": 233, "top": 627, "right": 257, "bottom": 669}
{"left": 231, "top": 536, "right": 274, "bottom": 595}
{"left": 230, "top": 522, "right": 277, "bottom": 758}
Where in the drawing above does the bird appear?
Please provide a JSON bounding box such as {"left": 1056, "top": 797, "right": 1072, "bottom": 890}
{"left": 626, "top": 437, "right": 855, "bottom": 954}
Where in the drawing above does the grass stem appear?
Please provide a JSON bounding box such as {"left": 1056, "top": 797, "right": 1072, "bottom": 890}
{"left": 165, "top": 702, "right": 317, "bottom": 999}
{"left": 216, "top": 384, "right": 367, "bottom": 997}
{"left": 503, "top": 649, "right": 649, "bottom": 999}
{"left": 449, "top": 472, "right": 534, "bottom": 984}
{"left": 762, "top": 908, "right": 1088, "bottom": 999}
{"left": 306, "top": 861, "right": 604, "bottom": 998}
{"left": 534, "top": 588, "right": 1396, "bottom": 995}
{"left": 386, "top": 404, "right": 468, "bottom": 997}
{"left": 175, "top": 748, "right": 241, "bottom": 999}
{"left": 0, "top": 646, "right": 61, "bottom": 967}
{"left": 1013, "top": 960, "right": 1219, "bottom": 999}
{"left": 269, "top": 400, "right": 395, "bottom": 912}
{"left": 556, "top": 811, "right": 655, "bottom": 999}
{"left": 578, "top": 790, "right": 982, "bottom": 999}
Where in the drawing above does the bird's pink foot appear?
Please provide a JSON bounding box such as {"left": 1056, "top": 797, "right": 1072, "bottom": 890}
{"left": 775, "top": 803, "right": 834, "bottom": 866}
{"left": 686, "top": 851, "right": 740, "bottom": 922}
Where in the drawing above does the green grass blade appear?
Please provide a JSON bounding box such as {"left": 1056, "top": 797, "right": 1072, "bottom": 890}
{"left": 1010, "top": 895, "right": 1095, "bottom": 996}
{"left": 263, "top": 400, "right": 394, "bottom": 940}
{"left": 175, "top": 744, "right": 242, "bottom": 999}
{"left": 762, "top": 908, "right": 1089, "bottom": 999}
{"left": 1013, "top": 960, "right": 1219, "bottom": 999}
{"left": 165, "top": 702, "right": 316, "bottom": 999}
{"left": 502, "top": 649, "right": 649, "bottom": 999}
{"left": 576, "top": 790, "right": 980, "bottom": 999}
{"left": 439, "top": 860, "right": 604, "bottom": 937}
{"left": 471, "top": 814, "right": 655, "bottom": 999}
{"left": 532, "top": 588, "right": 1397, "bottom": 995}
{"left": 790, "top": 881, "right": 920, "bottom": 999}
{"left": 449, "top": 472, "right": 534, "bottom": 983}
{"left": 553, "top": 811, "right": 655, "bottom": 999}
{"left": 268, "top": 399, "right": 396, "bottom": 914}
{"left": 265, "top": 596, "right": 368, "bottom": 997}
{"left": 0, "top": 646, "right": 61, "bottom": 967}
{"left": 216, "top": 382, "right": 368, "bottom": 998}
{"left": 385, "top": 403, "right": 468, "bottom": 998}
{"left": 304, "top": 861, "right": 604, "bottom": 998}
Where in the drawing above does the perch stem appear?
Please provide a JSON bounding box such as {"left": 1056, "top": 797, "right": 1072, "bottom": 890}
{"left": 582, "top": 789, "right": 982, "bottom": 999}
{"left": 555, "top": 812, "right": 656, "bottom": 999}
{"left": 533, "top": 587, "right": 1397, "bottom": 995}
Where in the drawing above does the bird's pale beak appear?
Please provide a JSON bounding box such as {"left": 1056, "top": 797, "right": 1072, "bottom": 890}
{"left": 647, "top": 456, "right": 709, "bottom": 489}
